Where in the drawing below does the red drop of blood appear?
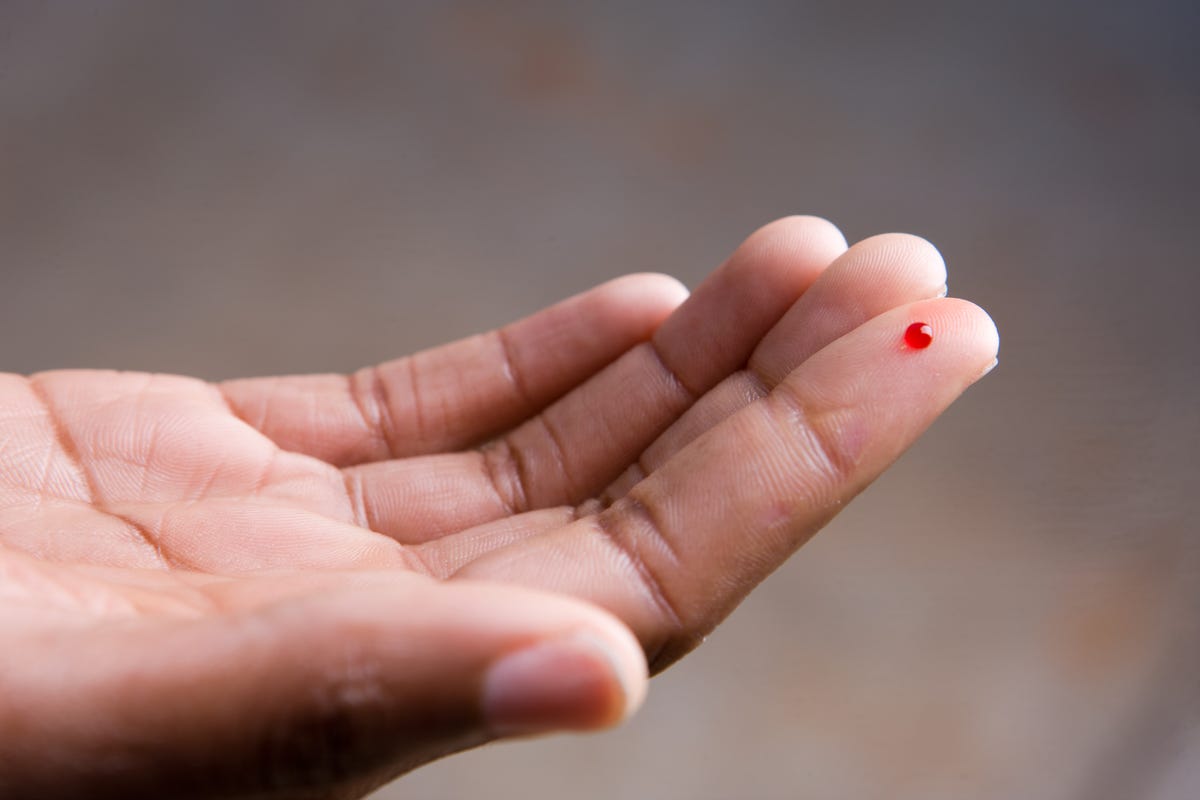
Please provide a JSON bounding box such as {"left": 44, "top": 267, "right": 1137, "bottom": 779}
{"left": 904, "top": 322, "right": 933, "bottom": 349}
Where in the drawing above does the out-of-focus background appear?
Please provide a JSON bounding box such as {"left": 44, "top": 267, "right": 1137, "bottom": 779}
{"left": 2, "top": 2, "right": 1197, "bottom": 798}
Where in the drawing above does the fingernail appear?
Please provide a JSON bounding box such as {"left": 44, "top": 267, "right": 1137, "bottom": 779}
{"left": 936, "top": 284, "right": 949, "bottom": 298}
{"left": 482, "top": 632, "right": 631, "bottom": 735}
{"left": 979, "top": 357, "right": 999, "bottom": 378}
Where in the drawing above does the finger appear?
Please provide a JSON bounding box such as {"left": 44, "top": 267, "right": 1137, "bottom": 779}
{"left": 349, "top": 216, "right": 848, "bottom": 539}
{"left": 750, "top": 233, "right": 947, "bottom": 383}
{"left": 1, "top": 574, "right": 647, "bottom": 798}
{"left": 648, "top": 215, "right": 848, "bottom": 395}
{"left": 343, "top": 452, "right": 572, "bottom": 544}
{"left": 603, "top": 233, "right": 948, "bottom": 499}
{"left": 219, "top": 273, "right": 688, "bottom": 467}
{"left": 451, "top": 298, "right": 999, "bottom": 668}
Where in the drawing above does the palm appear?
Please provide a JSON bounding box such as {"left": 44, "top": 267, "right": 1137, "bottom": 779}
{"left": 0, "top": 219, "right": 997, "bottom": 798}
{"left": 2, "top": 370, "right": 407, "bottom": 614}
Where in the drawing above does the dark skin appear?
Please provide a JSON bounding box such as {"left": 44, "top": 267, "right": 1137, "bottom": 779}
{"left": 0, "top": 217, "right": 998, "bottom": 798}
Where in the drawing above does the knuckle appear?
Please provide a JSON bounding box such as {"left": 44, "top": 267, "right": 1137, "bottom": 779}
{"left": 592, "top": 496, "right": 688, "bottom": 665}
{"left": 765, "top": 385, "right": 859, "bottom": 492}
{"left": 480, "top": 437, "right": 528, "bottom": 514}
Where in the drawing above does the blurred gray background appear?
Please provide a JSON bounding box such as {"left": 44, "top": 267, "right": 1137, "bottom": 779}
{"left": 2, "top": 1, "right": 1197, "bottom": 798}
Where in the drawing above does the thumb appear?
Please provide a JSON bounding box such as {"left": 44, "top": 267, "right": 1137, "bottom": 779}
{"left": 2, "top": 573, "right": 648, "bottom": 799}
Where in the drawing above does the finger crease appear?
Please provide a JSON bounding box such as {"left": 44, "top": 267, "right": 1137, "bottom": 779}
{"left": 535, "top": 413, "right": 577, "bottom": 501}
{"left": 494, "top": 327, "right": 536, "bottom": 412}
{"left": 348, "top": 367, "right": 399, "bottom": 460}
{"left": 402, "top": 355, "right": 425, "bottom": 450}
{"left": 341, "top": 469, "right": 368, "bottom": 529}
{"left": 592, "top": 499, "right": 684, "bottom": 649}
{"left": 647, "top": 338, "right": 701, "bottom": 402}
{"left": 767, "top": 385, "right": 855, "bottom": 487}
{"left": 483, "top": 438, "right": 528, "bottom": 514}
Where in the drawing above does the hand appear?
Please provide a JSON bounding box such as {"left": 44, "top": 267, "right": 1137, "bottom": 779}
{"left": 0, "top": 217, "right": 998, "bottom": 798}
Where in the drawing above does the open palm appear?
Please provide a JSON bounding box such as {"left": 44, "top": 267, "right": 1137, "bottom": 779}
{"left": 0, "top": 218, "right": 997, "bottom": 799}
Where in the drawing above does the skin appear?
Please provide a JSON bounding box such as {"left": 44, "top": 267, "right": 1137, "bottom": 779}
{"left": 0, "top": 217, "right": 998, "bottom": 798}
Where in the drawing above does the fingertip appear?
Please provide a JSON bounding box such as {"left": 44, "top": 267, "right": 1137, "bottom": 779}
{"left": 756, "top": 214, "right": 847, "bottom": 244}
{"left": 411, "top": 577, "right": 649, "bottom": 733}
{"left": 539, "top": 593, "right": 651, "bottom": 725}
{"left": 613, "top": 272, "right": 691, "bottom": 307}
{"left": 854, "top": 232, "right": 948, "bottom": 290}
{"left": 922, "top": 297, "right": 1000, "bottom": 372}
{"left": 747, "top": 215, "right": 849, "bottom": 264}
{"left": 600, "top": 273, "right": 691, "bottom": 330}
{"left": 590, "top": 609, "right": 651, "bottom": 722}
{"left": 960, "top": 298, "right": 1000, "bottom": 362}
{"left": 481, "top": 623, "right": 648, "bottom": 735}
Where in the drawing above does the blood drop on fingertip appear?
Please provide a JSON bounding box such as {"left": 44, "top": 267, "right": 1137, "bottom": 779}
{"left": 904, "top": 322, "right": 933, "bottom": 349}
